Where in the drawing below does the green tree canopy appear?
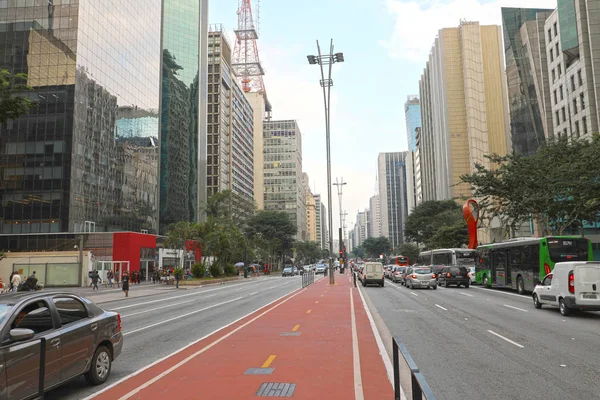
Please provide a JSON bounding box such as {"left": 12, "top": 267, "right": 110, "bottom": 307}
{"left": 0, "top": 69, "right": 35, "bottom": 124}
{"left": 395, "top": 243, "right": 420, "bottom": 264}
{"left": 350, "top": 245, "right": 365, "bottom": 259}
{"left": 246, "top": 210, "right": 297, "bottom": 256}
{"left": 460, "top": 135, "right": 600, "bottom": 236}
{"left": 404, "top": 200, "right": 468, "bottom": 249}
{"left": 362, "top": 236, "right": 392, "bottom": 258}
{"left": 293, "top": 241, "right": 322, "bottom": 265}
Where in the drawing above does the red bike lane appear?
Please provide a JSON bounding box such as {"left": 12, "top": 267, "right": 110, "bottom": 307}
{"left": 90, "top": 273, "right": 393, "bottom": 400}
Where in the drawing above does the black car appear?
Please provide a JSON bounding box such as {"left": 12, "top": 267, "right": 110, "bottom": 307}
{"left": 437, "top": 266, "right": 470, "bottom": 288}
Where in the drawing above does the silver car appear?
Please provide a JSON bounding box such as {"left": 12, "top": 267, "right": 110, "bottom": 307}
{"left": 405, "top": 267, "right": 437, "bottom": 290}
{"left": 0, "top": 291, "right": 123, "bottom": 399}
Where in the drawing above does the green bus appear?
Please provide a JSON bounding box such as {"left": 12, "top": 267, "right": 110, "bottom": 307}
{"left": 475, "top": 236, "right": 593, "bottom": 294}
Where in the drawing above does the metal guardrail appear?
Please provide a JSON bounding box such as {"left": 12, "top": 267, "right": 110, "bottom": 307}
{"left": 301, "top": 270, "right": 315, "bottom": 288}
{"left": 393, "top": 336, "right": 436, "bottom": 400}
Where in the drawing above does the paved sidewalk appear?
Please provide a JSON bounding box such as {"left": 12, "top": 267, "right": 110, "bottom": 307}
{"left": 89, "top": 272, "right": 393, "bottom": 399}
{"left": 64, "top": 282, "right": 182, "bottom": 304}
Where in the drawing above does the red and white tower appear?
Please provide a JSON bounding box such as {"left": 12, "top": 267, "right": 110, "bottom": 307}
{"left": 232, "top": 0, "right": 265, "bottom": 94}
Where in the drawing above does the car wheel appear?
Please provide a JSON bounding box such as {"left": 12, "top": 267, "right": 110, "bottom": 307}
{"left": 85, "top": 345, "right": 112, "bottom": 385}
{"left": 517, "top": 276, "right": 525, "bottom": 295}
{"left": 533, "top": 293, "right": 542, "bottom": 309}
{"left": 444, "top": 281, "right": 449, "bottom": 288}
{"left": 381, "top": 281, "right": 384, "bottom": 287}
{"left": 432, "top": 285, "right": 437, "bottom": 290}
{"left": 464, "top": 282, "right": 469, "bottom": 288}
{"left": 362, "top": 281, "right": 366, "bottom": 287}
{"left": 559, "top": 298, "right": 571, "bottom": 316}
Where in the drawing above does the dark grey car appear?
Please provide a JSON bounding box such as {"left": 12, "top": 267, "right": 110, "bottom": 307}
{"left": 0, "top": 291, "right": 123, "bottom": 399}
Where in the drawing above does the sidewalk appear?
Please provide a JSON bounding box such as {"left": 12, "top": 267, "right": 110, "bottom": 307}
{"left": 66, "top": 282, "right": 183, "bottom": 304}
{"left": 89, "top": 272, "right": 393, "bottom": 399}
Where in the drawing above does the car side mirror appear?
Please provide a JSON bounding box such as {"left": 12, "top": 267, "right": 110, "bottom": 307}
{"left": 535, "top": 280, "right": 542, "bottom": 286}
{"left": 10, "top": 328, "right": 35, "bottom": 342}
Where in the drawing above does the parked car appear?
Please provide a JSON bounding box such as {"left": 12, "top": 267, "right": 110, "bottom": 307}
{"left": 391, "top": 266, "right": 406, "bottom": 283}
{"left": 282, "top": 267, "right": 294, "bottom": 277}
{"left": 533, "top": 261, "right": 600, "bottom": 316}
{"left": 0, "top": 291, "right": 123, "bottom": 399}
{"left": 437, "top": 266, "right": 470, "bottom": 288}
{"left": 362, "top": 262, "right": 385, "bottom": 287}
{"left": 405, "top": 267, "right": 437, "bottom": 290}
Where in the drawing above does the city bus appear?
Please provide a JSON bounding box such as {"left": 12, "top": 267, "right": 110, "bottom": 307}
{"left": 389, "top": 255, "right": 409, "bottom": 267}
{"left": 417, "top": 248, "right": 477, "bottom": 268}
{"left": 475, "top": 236, "right": 593, "bottom": 294}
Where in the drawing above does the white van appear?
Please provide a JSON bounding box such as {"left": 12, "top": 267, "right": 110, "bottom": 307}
{"left": 362, "top": 262, "right": 384, "bottom": 287}
{"left": 532, "top": 261, "right": 600, "bottom": 316}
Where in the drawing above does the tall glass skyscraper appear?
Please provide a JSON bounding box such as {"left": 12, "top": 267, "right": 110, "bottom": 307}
{"left": 159, "top": 0, "right": 209, "bottom": 233}
{"left": 0, "top": 0, "right": 162, "bottom": 249}
{"left": 404, "top": 96, "right": 421, "bottom": 152}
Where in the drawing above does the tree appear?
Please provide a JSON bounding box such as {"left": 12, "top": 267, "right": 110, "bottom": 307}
{"left": 246, "top": 211, "right": 297, "bottom": 268}
{"left": 293, "top": 241, "right": 322, "bottom": 265}
{"left": 460, "top": 135, "right": 600, "bottom": 236}
{"left": 404, "top": 200, "right": 468, "bottom": 249}
{"left": 0, "top": 69, "right": 35, "bottom": 124}
{"left": 395, "top": 243, "right": 419, "bottom": 264}
{"left": 350, "top": 245, "right": 365, "bottom": 259}
{"left": 362, "top": 236, "right": 392, "bottom": 258}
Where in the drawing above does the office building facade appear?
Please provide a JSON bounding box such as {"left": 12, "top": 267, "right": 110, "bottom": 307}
{"left": 377, "top": 152, "right": 409, "bottom": 249}
{"left": 502, "top": 7, "right": 554, "bottom": 156}
{"left": 545, "top": 1, "right": 600, "bottom": 141}
{"left": 206, "top": 26, "right": 254, "bottom": 207}
{"left": 1, "top": 1, "right": 163, "bottom": 247}
{"left": 159, "top": 0, "right": 208, "bottom": 233}
{"left": 419, "top": 21, "right": 510, "bottom": 202}
{"left": 368, "top": 195, "right": 382, "bottom": 238}
{"left": 405, "top": 96, "right": 421, "bottom": 214}
{"left": 303, "top": 173, "right": 317, "bottom": 242}
{"left": 263, "top": 120, "right": 306, "bottom": 240}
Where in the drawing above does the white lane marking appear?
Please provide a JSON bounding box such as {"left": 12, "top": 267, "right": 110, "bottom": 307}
{"left": 487, "top": 330, "right": 524, "bottom": 348}
{"left": 471, "top": 286, "right": 529, "bottom": 300}
{"left": 121, "top": 294, "right": 218, "bottom": 319}
{"left": 110, "top": 281, "right": 259, "bottom": 310}
{"left": 459, "top": 292, "right": 474, "bottom": 297}
{"left": 85, "top": 286, "right": 304, "bottom": 400}
{"left": 410, "top": 292, "right": 418, "bottom": 297}
{"left": 503, "top": 304, "right": 528, "bottom": 313}
{"left": 356, "top": 284, "right": 397, "bottom": 392}
{"left": 435, "top": 304, "right": 448, "bottom": 311}
{"left": 123, "top": 297, "right": 243, "bottom": 336}
{"left": 350, "top": 288, "right": 365, "bottom": 400}
{"left": 249, "top": 292, "right": 259, "bottom": 296}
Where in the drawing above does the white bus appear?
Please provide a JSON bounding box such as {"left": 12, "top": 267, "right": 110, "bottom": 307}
{"left": 418, "top": 248, "right": 477, "bottom": 268}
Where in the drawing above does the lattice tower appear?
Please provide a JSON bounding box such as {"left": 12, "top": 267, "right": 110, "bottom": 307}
{"left": 232, "top": 0, "right": 265, "bottom": 93}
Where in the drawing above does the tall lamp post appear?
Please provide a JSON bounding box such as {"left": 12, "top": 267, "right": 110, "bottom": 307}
{"left": 333, "top": 178, "right": 347, "bottom": 269}
{"left": 307, "top": 39, "right": 344, "bottom": 285}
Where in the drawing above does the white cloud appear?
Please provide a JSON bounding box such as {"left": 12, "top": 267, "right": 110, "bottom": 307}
{"left": 381, "top": 0, "right": 557, "bottom": 62}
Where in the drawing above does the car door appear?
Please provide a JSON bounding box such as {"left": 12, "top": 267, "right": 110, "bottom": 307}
{"left": 2, "top": 299, "right": 62, "bottom": 399}
{"left": 538, "top": 274, "right": 556, "bottom": 305}
{"left": 52, "top": 296, "right": 96, "bottom": 382}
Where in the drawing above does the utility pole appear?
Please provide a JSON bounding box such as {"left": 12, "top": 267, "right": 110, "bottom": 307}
{"left": 307, "top": 40, "right": 345, "bottom": 285}
{"left": 333, "top": 178, "right": 347, "bottom": 269}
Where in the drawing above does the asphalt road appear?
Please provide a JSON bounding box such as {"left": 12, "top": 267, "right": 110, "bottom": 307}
{"left": 362, "top": 279, "right": 600, "bottom": 400}
{"left": 45, "top": 275, "right": 303, "bottom": 400}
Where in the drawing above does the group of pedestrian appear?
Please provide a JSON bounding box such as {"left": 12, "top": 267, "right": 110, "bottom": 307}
{"left": 8, "top": 271, "right": 38, "bottom": 292}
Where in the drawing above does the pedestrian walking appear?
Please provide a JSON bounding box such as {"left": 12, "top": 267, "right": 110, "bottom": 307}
{"left": 11, "top": 272, "right": 21, "bottom": 292}
{"left": 91, "top": 270, "right": 100, "bottom": 290}
{"left": 122, "top": 271, "right": 130, "bottom": 297}
{"left": 107, "top": 270, "right": 113, "bottom": 288}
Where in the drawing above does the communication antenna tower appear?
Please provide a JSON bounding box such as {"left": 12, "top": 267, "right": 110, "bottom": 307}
{"left": 233, "top": 0, "right": 265, "bottom": 93}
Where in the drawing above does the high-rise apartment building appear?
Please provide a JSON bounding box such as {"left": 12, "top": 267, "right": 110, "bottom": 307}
{"left": 502, "top": 8, "right": 554, "bottom": 155}
{"left": 0, "top": 1, "right": 164, "bottom": 244}
{"left": 159, "top": 0, "right": 208, "bottom": 233}
{"left": 419, "top": 21, "right": 510, "bottom": 202}
{"left": 303, "top": 173, "right": 317, "bottom": 242}
{"left": 314, "top": 194, "right": 328, "bottom": 250}
{"left": 545, "top": 1, "right": 600, "bottom": 141}
{"left": 414, "top": 127, "right": 423, "bottom": 205}
{"left": 206, "top": 26, "right": 254, "bottom": 208}
{"left": 368, "top": 195, "right": 382, "bottom": 238}
{"left": 245, "top": 93, "right": 269, "bottom": 209}
{"left": 263, "top": 120, "right": 306, "bottom": 240}
{"left": 354, "top": 211, "right": 367, "bottom": 247}
{"left": 377, "top": 152, "right": 409, "bottom": 249}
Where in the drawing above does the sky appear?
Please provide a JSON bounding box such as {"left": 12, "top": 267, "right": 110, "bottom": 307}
{"left": 209, "top": 0, "right": 558, "bottom": 235}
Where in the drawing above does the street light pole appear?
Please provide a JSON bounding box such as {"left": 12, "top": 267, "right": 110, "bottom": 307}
{"left": 308, "top": 39, "right": 344, "bottom": 285}
{"left": 333, "top": 178, "right": 347, "bottom": 270}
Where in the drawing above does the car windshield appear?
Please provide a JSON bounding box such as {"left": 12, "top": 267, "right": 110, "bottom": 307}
{"left": 414, "top": 268, "right": 431, "bottom": 274}
{"left": 450, "top": 267, "right": 467, "bottom": 274}
{"left": 0, "top": 304, "right": 13, "bottom": 325}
